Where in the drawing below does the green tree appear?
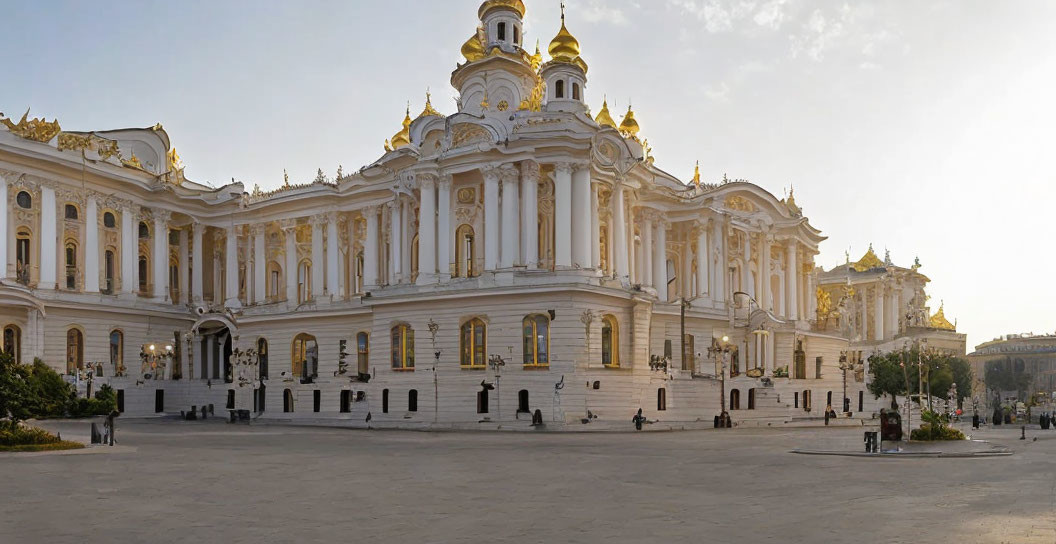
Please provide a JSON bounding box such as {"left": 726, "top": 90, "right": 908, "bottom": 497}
{"left": 25, "top": 359, "right": 74, "bottom": 417}
{"left": 867, "top": 352, "right": 910, "bottom": 409}
{"left": 0, "top": 351, "right": 31, "bottom": 422}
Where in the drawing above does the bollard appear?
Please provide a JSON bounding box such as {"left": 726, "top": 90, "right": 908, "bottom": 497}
{"left": 1021, "top": 426, "right": 1026, "bottom": 440}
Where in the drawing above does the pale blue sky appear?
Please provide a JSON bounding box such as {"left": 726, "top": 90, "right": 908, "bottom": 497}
{"left": 4, "top": 0, "right": 1055, "bottom": 349}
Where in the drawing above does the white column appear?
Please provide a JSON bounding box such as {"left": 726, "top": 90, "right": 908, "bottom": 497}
{"left": 553, "top": 163, "right": 573, "bottom": 268}
{"left": 224, "top": 224, "right": 239, "bottom": 308}
{"left": 388, "top": 200, "right": 402, "bottom": 283}
{"left": 642, "top": 215, "right": 654, "bottom": 288}
{"left": 613, "top": 186, "right": 628, "bottom": 279}
{"left": 712, "top": 220, "right": 725, "bottom": 304}
{"left": 252, "top": 224, "right": 266, "bottom": 304}
{"left": 571, "top": 164, "right": 591, "bottom": 268}
{"left": 325, "top": 212, "right": 339, "bottom": 296}
{"left": 590, "top": 183, "right": 600, "bottom": 269}
{"left": 191, "top": 222, "right": 204, "bottom": 303}
{"left": 858, "top": 289, "right": 868, "bottom": 340}
{"left": 786, "top": 241, "right": 798, "bottom": 320}
{"left": 153, "top": 211, "right": 170, "bottom": 301}
{"left": 178, "top": 228, "right": 190, "bottom": 304}
{"left": 520, "top": 164, "right": 539, "bottom": 269}
{"left": 124, "top": 209, "right": 138, "bottom": 295}
{"left": 206, "top": 335, "right": 216, "bottom": 379}
{"left": 283, "top": 222, "right": 298, "bottom": 303}
{"left": 401, "top": 199, "right": 411, "bottom": 283}
{"left": 759, "top": 234, "right": 771, "bottom": 313}
{"left": 0, "top": 178, "right": 7, "bottom": 280}
{"left": 654, "top": 218, "right": 668, "bottom": 302}
{"left": 499, "top": 165, "right": 519, "bottom": 268}
{"left": 39, "top": 186, "right": 57, "bottom": 289}
{"left": 364, "top": 206, "right": 379, "bottom": 288}
{"left": 483, "top": 167, "right": 500, "bottom": 271}
{"left": 872, "top": 286, "right": 885, "bottom": 341}
{"left": 310, "top": 216, "right": 324, "bottom": 298}
{"left": 695, "top": 225, "right": 707, "bottom": 298}
{"left": 742, "top": 231, "right": 752, "bottom": 300}
{"left": 418, "top": 175, "right": 437, "bottom": 284}
{"left": 84, "top": 196, "right": 99, "bottom": 293}
{"left": 437, "top": 176, "right": 452, "bottom": 279}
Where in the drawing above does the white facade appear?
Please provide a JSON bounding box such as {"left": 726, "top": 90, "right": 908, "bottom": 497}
{"left": 0, "top": 0, "right": 872, "bottom": 428}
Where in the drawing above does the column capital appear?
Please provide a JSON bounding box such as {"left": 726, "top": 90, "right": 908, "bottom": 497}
{"left": 554, "top": 161, "right": 574, "bottom": 175}
{"left": 481, "top": 163, "right": 503, "bottom": 182}
{"left": 279, "top": 218, "right": 298, "bottom": 232}
{"left": 520, "top": 161, "right": 540, "bottom": 184}
{"left": 250, "top": 223, "right": 267, "bottom": 236}
{"left": 438, "top": 173, "right": 453, "bottom": 189}
{"left": 417, "top": 172, "right": 438, "bottom": 187}
{"left": 499, "top": 163, "right": 519, "bottom": 183}
{"left": 153, "top": 209, "right": 172, "bottom": 223}
{"left": 191, "top": 221, "right": 204, "bottom": 235}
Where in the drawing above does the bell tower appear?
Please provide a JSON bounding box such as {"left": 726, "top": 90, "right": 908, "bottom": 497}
{"left": 451, "top": 0, "right": 536, "bottom": 116}
{"left": 541, "top": 3, "right": 588, "bottom": 113}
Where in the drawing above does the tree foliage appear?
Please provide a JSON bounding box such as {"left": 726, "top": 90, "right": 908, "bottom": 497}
{"left": 0, "top": 354, "right": 109, "bottom": 420}
{"left": 983, "top": 361, "right": 1032, "bottom": 395}
{"left": 868, "top": 348, "right": 973, "bottom": 407}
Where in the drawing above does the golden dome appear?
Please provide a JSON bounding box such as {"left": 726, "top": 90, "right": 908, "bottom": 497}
{"left": 618, "top": 105, "right": 640, "bottom": 137}
{"left": 477, "top": 0, "right": 526, "bottom": 20}
{"left": 461, "top": 30, "right": 485, "bottom": 62}
{"left": 594, "top": 98, "right": 616, "bottom": 129}
{"left": 387, "top": 105, "right": 412, "bottom": 151}
{"left": 929, "top": 302, "right": 956, "bottom": 331}
{"left": 548, "top": 18, "right": 581, "bottom": 62}
{"left": 850, "top": 244, "right": 884, "bottom": 272}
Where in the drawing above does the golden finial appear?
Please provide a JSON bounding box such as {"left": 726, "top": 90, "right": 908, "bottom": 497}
{"left": 418, "top": 89, "right": 442, "bottom": 117}
{"left": 166, "top": 147, "right": 183, "bottom": 172}
{"left": 618, "top": 104, "right": 640, "bottom": 138}
{"left": 529, "top": 39, "right": 543, "bottom": 71}
{"left": 691, "top": 160, "right": 701, "bottom": 186}
{"left": 594, "top": 96, "right": 617, "bottom": 129}
{"left": 283, "top": 169, "right": 290, "bottom": 187}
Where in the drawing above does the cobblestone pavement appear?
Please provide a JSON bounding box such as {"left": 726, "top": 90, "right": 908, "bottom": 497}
{"left": 2, "top": 420, "right": 1053, "bottom": 544}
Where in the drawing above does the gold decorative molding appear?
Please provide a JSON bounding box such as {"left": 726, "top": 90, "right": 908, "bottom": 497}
{"left": 0, "top": 109, "right": 61, "bottom": 143}
{"left": 723, "top": 194, "right": 755, "bottom": 212}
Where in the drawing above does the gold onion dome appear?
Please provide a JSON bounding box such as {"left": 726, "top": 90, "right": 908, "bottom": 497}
{"left": 548, "top": 12, "right": 581, "bottom": 62}
{"left": 478, "top": 0, "right": 526, "bottom": 19}
{"left": 386, "top": 105, "right": 412, "bottom": 151}
{"left": 618, "top": 105, "right": 640, "bottom": 137}
{"left": 594, "top": 98, "right": 616, "bottom": 129}
{"left": 417, "top": 91, "right": 442, "bottom": 118}
{"left": 461, "top": 31, "right": 485, "bottom": 62}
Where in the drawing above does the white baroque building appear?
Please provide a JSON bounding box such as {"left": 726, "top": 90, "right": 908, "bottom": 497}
{"left": 1, "top": 0, "right": 883, "bottom": 428}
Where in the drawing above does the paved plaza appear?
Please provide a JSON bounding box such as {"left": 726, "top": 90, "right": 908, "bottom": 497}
{"left": 3, "top": 420, "right": 1055, "bottom": 543}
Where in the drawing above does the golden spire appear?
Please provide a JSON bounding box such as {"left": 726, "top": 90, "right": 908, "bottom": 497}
{"left": 529, "top": 39, "right": 543, "bottom": 71}
{"left": 461, "top": 28, "right": 485, "bottom": 62}
{"left": 387, "top": 103, "right": 412, "bottom": 151}
{"left": 618, "top": 104, "right": 640, "bottom": 138}
{"left": 594, "top": 96, "right": 616, "bottom": 128}
{"left": 418, "top": 89, "right": 442, "bottom": 118}
{"left": 548, "top": 2, "right": 581, "bottom": 62}
{"left": 691, "top": 160, "right": 701, "bottom": 186}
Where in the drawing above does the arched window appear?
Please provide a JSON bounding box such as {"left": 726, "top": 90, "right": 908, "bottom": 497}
{"left": 356, "top": 332, "right": 369, "bottom": 374}
{"left": 658, "top": 388, "right": 667, "bottom": 411}
{"left": 297, "top": 259, "right": 311, "bottom": 303}
{"left": 390, "top": 324, "right": 414, "bottom": 370}
{"left": 283, "top": 389, "right": 294, "bottom": 412}
{"left": 64, "top": 240, "right": 77, "bottom": 290}
{"left": 572, "top": 82, "right": 581, "bottom": 100}
{"left": 64, "top": 204, "right": 78, "bottom": 220}
{"left": 66, "top": 328, "right": 84, "bottom": 374}
{"left": 601, "top": 315, "right": 619, "bottom": 367}
{"left": 2, "top": 325, "right": 21, "bottom": 363}
{"left": 410, "top": 233, "right": 419, "bottom": 283}
{"left": 103, "top": 211, "right": 116, "bottom": 229}
{"left": 497, "top": 21, "right": 506, "bottom": 41}
{"left": 109, "top": 330, "right": 123, "bottom": 376}
{"left": 513, "top": 25, "right": 520, "bottom": 44}
{"left": 138, "top": 255, "right": 148, "bottom": 292}
{"left": 16, "top": 191, "right": 32, "bottom": 209}
{"left": 267, "top": 261, "right": 282, "bottom": 299}
{"left": 291, "top": 333, "right": 317, "bottom": 379}
{"left": 455, "top": 224, "right": 475, "bottom": 278}
{"left": 522, "top": 314, "right": 550, "bottom": 367}
{"left": 408, "top": 389, "right": 418, "bottom": 412}
{"left": 460, "top": 318, "right": 487, "bottom": 368}
{"left": 103, "top": 249, "right": 115, "bottom": 294}
{"left": 257, "top": 338, "right": 269, "bottom": 379}
{"left": 15, "top": 228, "right": 31, "bottom": 285}
{"left": 138, "top": 221, "right": 150, "bottom": 239}
{"left": 354, "top": 251, "right": 364, "bottom": 294}
{"left": 730, "top": 388, "right": 741, "bottom": 410}
{"left": 555, "top": 79, "right": 565, "bottom": 99}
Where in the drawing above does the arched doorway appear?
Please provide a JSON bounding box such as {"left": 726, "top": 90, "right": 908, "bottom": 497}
{"left": 192, "top": 316, "right": 237, "bottom": 383}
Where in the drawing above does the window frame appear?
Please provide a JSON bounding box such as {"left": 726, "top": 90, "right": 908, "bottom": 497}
{"left": 2, "top": 325, "right": 22, "bottom": 364}
{"left": 522, "top": 314, "right": 550, "bottom": 368}
{"left": 601, "top": 315, "right": 620, "bottom": 367}
{"left": 460, "top": 317, "right": 487, "bottom": 369}
{"left": 390, "top": 324, "right": 415, "bottom": 371}
{"left": 356, "top": 332, "right": 369, "bottom": 374}
{"left": 291, "top": 333, "right": 318, "bottom": 379}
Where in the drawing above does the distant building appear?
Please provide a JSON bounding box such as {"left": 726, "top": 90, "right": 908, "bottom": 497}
{"left": 967, "top": 333, "right": 1056, "bottom": 403}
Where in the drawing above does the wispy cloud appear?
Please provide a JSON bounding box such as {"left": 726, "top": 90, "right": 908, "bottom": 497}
{"left": 580, "top": 0, "right": 634, "bottom": 26}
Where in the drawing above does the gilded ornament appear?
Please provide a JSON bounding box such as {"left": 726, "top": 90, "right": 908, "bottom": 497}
{"left": 122, "top": 152, "right": 143, "bottom": 169}
{"left": 850, "top": 244, "right": 884, "bottom": 272}
{"left": 457, "top": 187, "right": 476, "bottom": 204}
{"left": 594, "top": 98, "right": 616, "bottom": 129}
{"left": 497, "top": 100, "right": 509, "bottom": 111}
{"left": 723, "top": 194, "right": 755, "bottom": 212}
{"left": 417, "top": 91, "right": 442, "bottom": 118}
{"left": 618, "top": 105, "right": 640, "bottom": 139}
{"left": 691, "top": 160, "right": 701, "bottom": 187}
{"left": 929, "top": 302, "right": 956, "bottom": 331}
{"left": 451, "top": 124, "right": 490, "bottom": 147}
{"left": 0, "top": 109, "right": 61, "bottom": 143}
{"left": 461, "top": 28, "right": 486, "bottom": 62}
{"left": 548, "top": 3, "right": 581, "bottom": 63}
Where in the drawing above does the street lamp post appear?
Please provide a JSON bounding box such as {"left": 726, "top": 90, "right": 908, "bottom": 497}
{"left": 707, "top": 335, "right": 731, "bottom": 427}
{"left": 838, "top": 352, "right": 851, "bottom": 414}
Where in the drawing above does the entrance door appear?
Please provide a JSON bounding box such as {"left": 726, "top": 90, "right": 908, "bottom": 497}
{"left": 154, "top": 389, "right": 164, "bottom": 413}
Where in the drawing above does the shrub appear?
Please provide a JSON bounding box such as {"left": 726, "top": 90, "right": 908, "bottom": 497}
{"left": 0, "top": 441, "right": 85, "bottom": 452}
{"left": 0, "top": 420, "right": 62, "bottom": 446}
{"left": 911, "top": 423, "right": 966, "bottom": 441}
{"left": 25, "top": 359, "right": 75, "bottom": 418}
